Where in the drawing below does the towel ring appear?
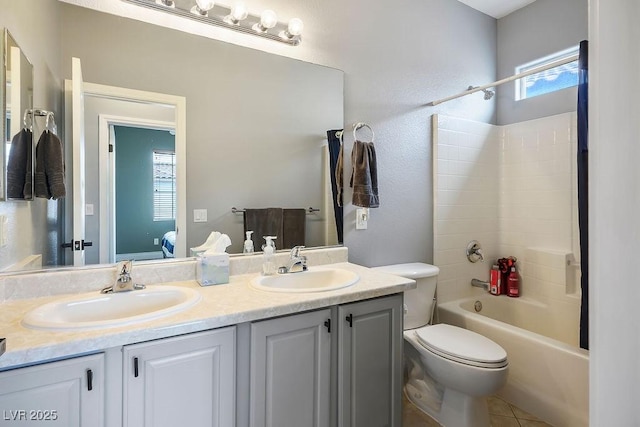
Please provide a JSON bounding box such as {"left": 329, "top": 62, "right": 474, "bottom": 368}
{"left": 335, "top": 129, "right": 344, "bottom": 144}
{"left": 352, "top": 122, "right": 374, "bottom": 142}
{"left": 23, "top": 110, "right": 32, "bottom": 129}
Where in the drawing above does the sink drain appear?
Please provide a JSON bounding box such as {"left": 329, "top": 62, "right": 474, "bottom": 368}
{"left": 474, "top": 300, "right": 483, "bottom": 312}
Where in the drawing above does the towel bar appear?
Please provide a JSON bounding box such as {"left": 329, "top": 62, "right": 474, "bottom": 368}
{"left": 232, "top": 207, "right": 319, "bottom": 214}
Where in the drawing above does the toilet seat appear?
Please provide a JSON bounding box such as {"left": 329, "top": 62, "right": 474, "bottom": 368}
{"left": 414, "top": 324, "right": 508, "bottom": 369}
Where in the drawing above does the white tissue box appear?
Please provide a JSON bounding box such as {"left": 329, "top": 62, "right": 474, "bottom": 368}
{"left": 196, "top": 253, "right": 230, "bottom": 286}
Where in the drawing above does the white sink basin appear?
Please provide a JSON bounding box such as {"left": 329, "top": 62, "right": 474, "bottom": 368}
{"left": 22, "top": 286, "right": 201, "bottom": 331}
{"left": 250, "top": 267, "right": 359, "bottom": 293}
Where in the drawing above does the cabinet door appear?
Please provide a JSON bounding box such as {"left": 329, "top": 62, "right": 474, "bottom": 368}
{"left": 338, "top": 294, "right": 403, "bottom": 427}
{"left": 0, "top": 353, "right": 104, "bottom": 427}
{"left": 123, "top": 327, "right": 236, "bottom": 427}
{"left": 250, "top": 309, "right": 332, "bottom": 427}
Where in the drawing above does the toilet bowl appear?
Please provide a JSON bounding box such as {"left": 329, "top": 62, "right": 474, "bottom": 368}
{"left": 373, "top": 263, "right": 508, "bottom": 427}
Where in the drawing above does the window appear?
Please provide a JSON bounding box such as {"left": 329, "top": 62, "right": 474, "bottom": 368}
{"left": 515, "top": 46, "right": 579, "bottom": 101}
{"left": 153, "top": 150, "right": 176, "bottom": 221}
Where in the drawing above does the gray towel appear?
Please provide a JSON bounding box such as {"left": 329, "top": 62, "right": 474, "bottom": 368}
{"left": 34, "top": 130, "right": 66, "bottom": 200}
{"left": 6, "top": 129, "right": 33, "bottom": 199}
{"left": 244, "top": 208, "right": 284, "bottom": 250}
{"left": 350, "top": 140, "right": 379, "bottom": 208}
{"left": 282, "top": 209, "right": 306, "bottom": 249}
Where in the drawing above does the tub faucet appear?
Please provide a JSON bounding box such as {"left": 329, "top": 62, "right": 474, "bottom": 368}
{"left": 101, "top": 260, "right": 146, "bottom": 293}
{"left": 278, "top": 246, "right": 308, "bottom": 274}
{"left": 471, "top": 278, "right": 490, "bottom": 291}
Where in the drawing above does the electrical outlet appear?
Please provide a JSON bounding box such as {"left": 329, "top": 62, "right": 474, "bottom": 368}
{"left": 356, "top": 208, "right": 368, "bottom": 230}
{"left": 85, "top": 204, "right": 94, "bottom": 216}
{"left": 154, "top": 238, "right": 159, "bottom": 245}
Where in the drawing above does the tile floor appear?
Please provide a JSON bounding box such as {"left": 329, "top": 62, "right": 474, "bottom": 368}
{"left": 402, "top": 394, "right": 554, "bottom": 427}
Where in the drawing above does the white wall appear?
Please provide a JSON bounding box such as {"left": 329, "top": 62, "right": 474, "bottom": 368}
{"left": 590, "top": 0, "right": 640, "bottom": 424}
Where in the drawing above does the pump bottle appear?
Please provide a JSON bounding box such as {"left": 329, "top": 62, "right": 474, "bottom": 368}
{"left": 243, "top": 231, "right": 254, "bottom": 254}
{"left": 262, "top": 236, "right": 277, "bottom": 275}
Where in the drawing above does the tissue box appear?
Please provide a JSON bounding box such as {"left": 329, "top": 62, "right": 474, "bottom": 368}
{"left": 196, "top": 253, "right": 230, "bottom": 286}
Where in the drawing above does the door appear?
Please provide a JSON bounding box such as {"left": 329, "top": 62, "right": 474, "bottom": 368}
{"left": 338, "top": 294, "right": 403, "bottom": 427}
{"left": 123, "top": 327, "right": 236, "bottom": 427}
{"left": 63, "top": 57, "right": 88, "bottom": 266}
{"left": 250, "top": 309, "right": 332, "bottom": 427}
{"left": 0, "top": 354, "right": 104, "bottom": 427}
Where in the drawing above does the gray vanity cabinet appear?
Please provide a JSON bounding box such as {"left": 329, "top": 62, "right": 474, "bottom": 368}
{"left": 122, "top": 326, "right": 236, "bottom": 427}
{"left": 338, "top": 294, "right": 403, "bottom": 427}
{"left": 249, "top": 308, "right": 333, "bottom": 427}
{"left": 0, "top": 353, "right": 105, "bottom": 426}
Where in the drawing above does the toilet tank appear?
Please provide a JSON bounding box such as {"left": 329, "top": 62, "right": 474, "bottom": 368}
{"left": 372, "top": 263, "right": 439, "bottom": 330}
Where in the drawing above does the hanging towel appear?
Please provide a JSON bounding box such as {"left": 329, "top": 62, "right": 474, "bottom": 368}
{"left": 282, "top": 208, "right": 306, "bottom": 249}
{"left": 34, "top": 130, "right": 66, "bottom": 199}
{"left": 335, "top": 137, "right": 344, "bottom": 208}
{"left": 350, "top": 140, "right": 379, "bottom": 208}
{"left": 244, "top": 208, "right": 284, "bottom": 250}
{"left": 6, "top": 128, "right": 33, "bottom": 199}
{"left": 326, "top": 129, "right": 344, "bottom": 243}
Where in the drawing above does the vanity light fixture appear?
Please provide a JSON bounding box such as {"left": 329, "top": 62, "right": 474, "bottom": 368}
{"left": 191, "top": 0, "right": 215, "bottom": 16}
{"left": 123, "top": 0, "right": 303, "bottom": 46}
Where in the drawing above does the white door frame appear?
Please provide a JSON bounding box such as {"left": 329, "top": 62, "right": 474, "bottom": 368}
{"left": 84, "top": 82, "right": 187, "bottom": 261}
{"left": 98, "top": 115, "right": 176, "bottom": 264}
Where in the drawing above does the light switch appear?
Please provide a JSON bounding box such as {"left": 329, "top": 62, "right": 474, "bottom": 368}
{"left": 154, "top": 238, "right": 159, "bottom": 245}
{"left": 193, "top": 209, "right": 208, "bottom": 223}
{"left": 85, "top": 204, "right": 94, "bottom": 216}
{"left": 356, "top": 208, "right": 368, "bottom": 230}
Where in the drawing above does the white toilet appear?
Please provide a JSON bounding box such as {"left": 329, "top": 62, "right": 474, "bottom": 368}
{"left": 373, "top": 263, "right": 508, "bottom": 427}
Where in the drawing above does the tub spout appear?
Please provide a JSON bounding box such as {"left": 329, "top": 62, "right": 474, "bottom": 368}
{"left": 471, "top": 278, "right": 489, "bottom": 291}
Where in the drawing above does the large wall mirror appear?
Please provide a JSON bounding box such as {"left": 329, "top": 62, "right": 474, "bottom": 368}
{"left": 1, "top": 29, "right": 34, "bottom": 202}
{"left": 0, "top": 0, "right": 343, "bottom": 273}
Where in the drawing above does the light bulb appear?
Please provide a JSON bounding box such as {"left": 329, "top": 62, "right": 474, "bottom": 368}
{"left": 191, "top": 0, "right": 214, "bottom": 16}
{"left": 196, "top": 0, "right": 215, "bottom": 10}
{"left": 224, "top": 2, "right": 248, "bottom": 25}
{"left": 257, "top": 9, "right": 277, "bottom": 31}
{"left": 287, "top": 18, "right": 303, "bottom": 36}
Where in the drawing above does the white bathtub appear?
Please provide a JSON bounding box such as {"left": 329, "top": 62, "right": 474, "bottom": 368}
{"left": 438, "top": 295, "right": 589, "bottom": 427}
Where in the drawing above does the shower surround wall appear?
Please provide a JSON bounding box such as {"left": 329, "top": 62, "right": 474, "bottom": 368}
{"left": 434, "top": 113, "right": 580, "bottom": 327}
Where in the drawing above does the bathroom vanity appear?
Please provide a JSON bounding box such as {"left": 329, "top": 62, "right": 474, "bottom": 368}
{"left": 0, "top": 249, "right": 413, "bottom": 427}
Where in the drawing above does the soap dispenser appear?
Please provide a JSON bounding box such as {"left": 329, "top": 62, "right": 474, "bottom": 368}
{"left": 243, "top": 231, "right": 254, "bottom": 255}
{"left": 262, "top": 236, "right": 277, "bottom": 275}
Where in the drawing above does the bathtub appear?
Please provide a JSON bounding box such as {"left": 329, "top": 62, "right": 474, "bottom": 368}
{"left": 438, "top": 295, "right": 589, "bottom": 427}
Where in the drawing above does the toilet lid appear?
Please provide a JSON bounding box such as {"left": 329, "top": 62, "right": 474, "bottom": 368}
{"left": 415, "top": 324, "right": 508, "bottom": 369}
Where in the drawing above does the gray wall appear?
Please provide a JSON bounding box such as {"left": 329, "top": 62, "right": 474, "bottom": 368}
{"left": 496, "top": 0, "right": 588, "bottom": 125}
{"left": 114, "top": 126, "right": 175, "bottom": 255}
{"left": 0, "top": 0, "right": 63, "bottom": 270}
{"left": 338, "top": 0, "right": 497, "bottom": 266}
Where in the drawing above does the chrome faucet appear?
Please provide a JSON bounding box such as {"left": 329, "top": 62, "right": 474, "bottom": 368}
{"left": 471, "top": 278, "right": 490, "bottom": 291}
{"left": 466, "top": 240, "right": 484, "bottom": 263}
{"left": 101, "top": 260, "right": 146, "bottom": 293}
{"left": 278, "top": 246, "right": 308, "bottom": 274}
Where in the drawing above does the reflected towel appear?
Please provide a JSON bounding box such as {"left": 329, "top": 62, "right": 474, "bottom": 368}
{"left": 283, "top": 209, "right": 306, "bottom": 250}
{"left": 244, "top": 208, "right": 284, "bottom": 250}
{"left": 34, "top": 130, "right": 66, "bottom": 199}
{"left": 350, "top": 140, "right": 379, "bottom": 208}
{"left": 6, "top": 129, "right": 32, "bottom": 199}
{"left": 336, "top": 142, "right": 344, "bottom": 207}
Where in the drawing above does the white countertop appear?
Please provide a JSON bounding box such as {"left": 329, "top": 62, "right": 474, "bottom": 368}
{"left": 0, "top": 262, "right": 414, "bottom": 370}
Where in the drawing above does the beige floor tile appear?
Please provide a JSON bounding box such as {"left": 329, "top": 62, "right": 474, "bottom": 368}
{"left": 511, "top": 405, "right": 545, "bottom": 422}
{"left": 402, "top": 394, "right": 442, "bottom": 427}
{"left": 518, "top": 420, "right": 554, "bottom": 427}
{"left": 489, "top": 414, "right": 521, "bottom": 427}
{"left": 488, "top": 396, "right": 515, "bottom": 417}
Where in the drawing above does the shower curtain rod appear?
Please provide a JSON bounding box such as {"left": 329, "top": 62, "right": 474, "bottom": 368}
{"left": 427, "top": 53, "right": 579, "bottom": 106}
